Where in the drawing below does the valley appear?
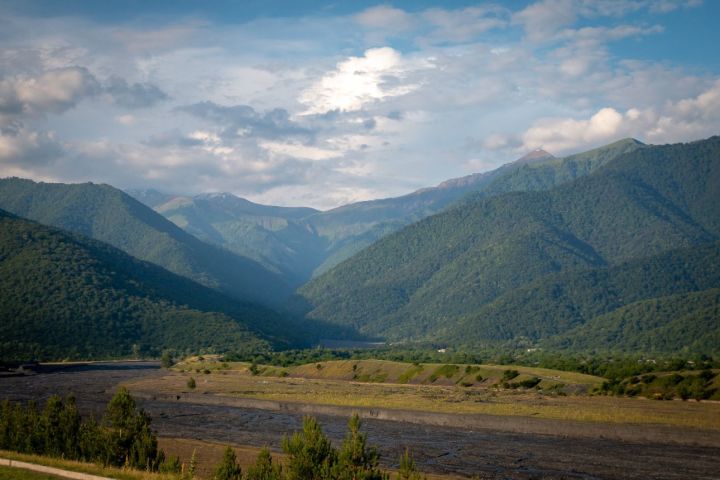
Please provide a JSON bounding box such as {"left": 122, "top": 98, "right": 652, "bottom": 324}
{"left": 2, "top": 361, "right": 719, "bottom": 479}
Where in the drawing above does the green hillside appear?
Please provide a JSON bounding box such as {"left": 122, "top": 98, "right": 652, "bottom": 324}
{"left": 544, "top": 287, "right": 720, "bottom": 355}
{"left": 0, "top": 209, "right": 289, "bottom": 361}
{"left": 132, "top": 139, "right": 642, "bottom": 283}
{"left": 447, "top": 242, "right": 720, "bottom": 349}
{"left": 298, "top": 137, "right": 720, "bottom": 353}
{"left": 0, "top": 179, "right": 292, "bottom": 306}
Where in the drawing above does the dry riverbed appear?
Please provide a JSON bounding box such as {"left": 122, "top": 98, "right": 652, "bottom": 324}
{"left": 2, "top": 361, "right": 719, "bottom": 479}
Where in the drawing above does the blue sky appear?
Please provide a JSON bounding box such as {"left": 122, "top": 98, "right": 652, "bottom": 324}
{"left": 0, "top": 0, "right": 718, "bottom": 208}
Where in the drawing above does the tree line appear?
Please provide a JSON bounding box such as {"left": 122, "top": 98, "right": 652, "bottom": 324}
{"left": 212, "top": 414, "right": 422, "bottom": 480}
{"left": 0, "top": 387, "right": 167, "bottom": 472}
{"left": 0, "top": 388, "right": 425, "bottom": 479}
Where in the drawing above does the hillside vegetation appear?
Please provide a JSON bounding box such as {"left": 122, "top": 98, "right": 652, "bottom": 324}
{"left": 299, "top": 137, "right": 720, "bottom": 354}
{"left": 0, "top": 179, "right": 291, "bottom": 307}
{"left": 132, "top": 139, "right": 643, "bottom": 283}
{"left": 0, "top": 209, "right": 297, "bottom": 360}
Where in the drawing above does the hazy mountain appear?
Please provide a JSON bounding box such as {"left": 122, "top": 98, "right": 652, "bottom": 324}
{"left": 130, "top": 139, "right": 643, "bottom": 283}
{"left": 0, "top": 179, "right": 292, "bottom": 307}
{"left": 297, "top": 137, "right": 720, "bottom": 353}
{"left": 0, "top": 208, "right": 295, "bottom": 361}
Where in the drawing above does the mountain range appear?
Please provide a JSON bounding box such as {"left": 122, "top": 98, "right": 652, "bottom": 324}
{"left": 0, "top": 179, "right": 293, "bottom": 307}
{"left": 298, "top": 137, "right": 720, "bottom": 355}
{"left": 128, "top": 138, "right": 644, "bottom": 285}
{"left": 1, "top": 135, "right": 718, "bottom": 359}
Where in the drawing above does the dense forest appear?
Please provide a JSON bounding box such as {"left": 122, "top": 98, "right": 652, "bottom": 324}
{"left": 0, "top": 209, "right": 295, "bottom": 360}
{"left": 299, "top": 137, "right": 720, "bottom": 354}
{"left": 0, "top": 179, "right": 292, "bottom": 307}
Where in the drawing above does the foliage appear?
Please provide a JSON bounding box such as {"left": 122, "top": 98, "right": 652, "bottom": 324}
{"left": 598, "top": 370, "right": 719, "bottom": 400}
{"left": 397, "top": 449, "right": 423, "bottom": 480}
{"left": 161, "top": 351, "right": 174, "bottom": 369}
{"left": 333, "top": 415, "right": 385, "bottom": 480}
{"left": 282, "top": 416, "right": 336, "bottom": 480}
{"left": 299, "top": 137, "right": 720, "bottom": 355}
{"left": 213, "top": 447, "right": 243, "bottom": 480}
{"left": 0, "top": 209, "right": 297, "bottom": 361}
{"left": 245, "top": 448, "right": 282, "bottom": 480}
{"left": 0, "top": 178, "right": 293, "bottom": 307}
{"left": 0, "top": 388, "right": 169, "bottom": 472}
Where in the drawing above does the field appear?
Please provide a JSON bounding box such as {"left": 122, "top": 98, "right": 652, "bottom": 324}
{"left": 123, "top": 357, "right": 720, "bottom": 431}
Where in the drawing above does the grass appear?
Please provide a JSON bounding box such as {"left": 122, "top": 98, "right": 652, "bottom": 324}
{"left": 0, "top": 465, "right": 64, "bottom": 480}
{"left": 132, "top": 358, "right": 720, "bottom": 430}
{"left": 0, "top": 451, "right": 179, "bottom": 480}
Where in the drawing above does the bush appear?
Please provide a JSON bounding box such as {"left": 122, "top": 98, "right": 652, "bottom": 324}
{"left": 187, "top": 377, "right": 196, "bottom": 389}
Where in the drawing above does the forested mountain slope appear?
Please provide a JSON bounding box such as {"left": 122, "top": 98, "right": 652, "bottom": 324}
{"left": 0, "top": 179, "right": 292, "bottom": 306}
{"left": 132, "top": 139, "right": 643, "bottom": 283}
{"left": 298, "top": 137, "right": 720, "bottom": 353}
{"left": 0, "top": 209, "right": 297, "bottom": 361}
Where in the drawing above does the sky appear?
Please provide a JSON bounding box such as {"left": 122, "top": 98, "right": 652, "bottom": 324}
{"left": 0, "top": 0, "right": 718, "bottom": 209}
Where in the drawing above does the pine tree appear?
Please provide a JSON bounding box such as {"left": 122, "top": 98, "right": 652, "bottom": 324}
{"left": 282, "top": 416, "right": 336, "bottom": 480}
{"left": 335, "top": 414, "right": 386, "bottom": 480}
{"left": 246, "top": 447, "right": 283, "bottom": 480}
{"left": 397, "top": 449, "right": 422, "bottom": 480}
{"left": 213, "top": 446, "right": 243, "bottom": 480}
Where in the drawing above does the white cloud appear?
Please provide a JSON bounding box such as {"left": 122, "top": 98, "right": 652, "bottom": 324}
{"left": 512, "top": 0, "right": 578, "bottom": 42}
{"left": 354, "top": 6, "right": 415, "bottom": 31}
{"left": 298, "top": 47, "right": 432, "bottom": 115}
{"left": 0, "top": 67, "right": 99, "bottom": 124}
{"left": 520, "top": 80, "right": 720, "bottom": 153}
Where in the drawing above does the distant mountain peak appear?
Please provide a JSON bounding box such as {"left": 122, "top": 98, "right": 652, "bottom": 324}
{"left": 196, "top": 192, "right": 235, "bottom": 199}
{"left": 515, "top": 148, "right": 555, "bottom": 164}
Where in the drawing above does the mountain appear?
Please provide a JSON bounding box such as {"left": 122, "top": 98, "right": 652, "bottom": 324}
{"left": 544, "top": 287, "right": 720, "bottom": 355}
{"left": 0, "top": 179, "right": 292, "bottom": 307}
{"left": 0, "top": 208, "right": 296, "bottom": 361}
{"left": 297, "top": 137, "right": 720, "bottom": 354}
{"left": 447, "top": 242, "right": 720, "bottom": 351}
{"left": 130, "top": 139, "right": 643, "bottom": 283}
{"left": 136, "top": 192, "right": 323, "bottom": 286}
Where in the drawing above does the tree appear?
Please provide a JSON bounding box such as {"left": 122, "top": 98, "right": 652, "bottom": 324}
{"left": 161, "top": 351, "right": 174, "bottom": 369}
{"left": 246, "top": 447, "right": 283, "bottom": 480}
{"left": 104, "top": 387, "right": 163, "bottom": 471}
{"left": 213, "top": 446, "right": 243, "bottom": 480}
{"left": 335, "top": 414, "right": 386, "bottom": 480}
{"left": 397, "top": 449, "right": 422, "bottom": 480}
{"left": 41, "top": 395, "right": 64, "bottom": 456}
{"left": 59, "top": 395, "right": 81, "bottom": 459}
{"left": 282, "top": 416, "right": 336, "bottom": 480}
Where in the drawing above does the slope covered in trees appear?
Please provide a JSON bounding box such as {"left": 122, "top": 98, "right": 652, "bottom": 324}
{"left": 131, "top": 139, "right": 642, "bottom": 282}
{"left": 0, "top": 209, "right": 299, "bottom": 361}
{"left": 0, "top": 179, "right": 291, "bottom": 307}
{"left": 298, "top": 137, "right": 720, "bottom": 353}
